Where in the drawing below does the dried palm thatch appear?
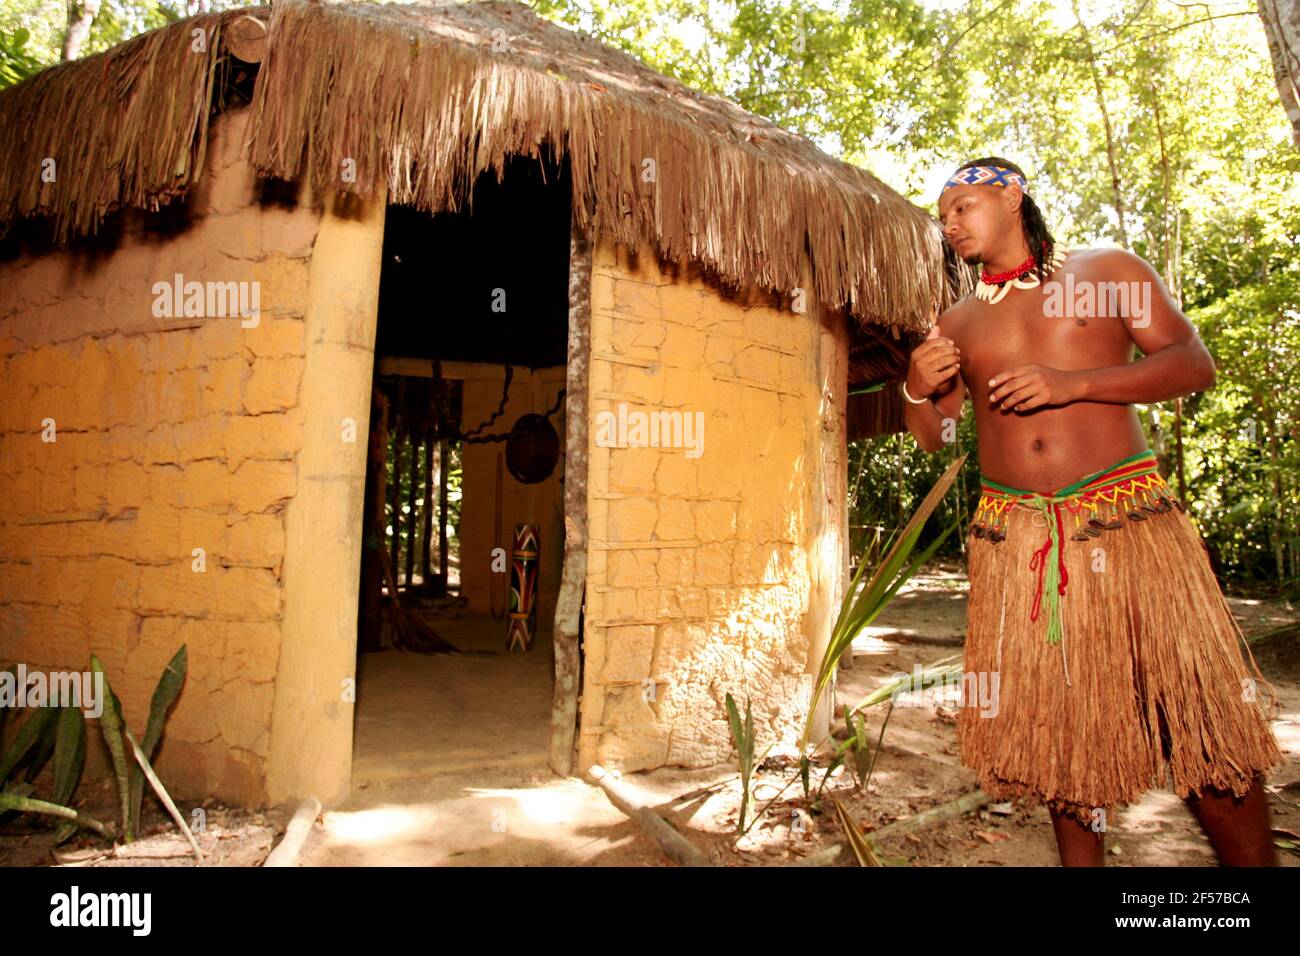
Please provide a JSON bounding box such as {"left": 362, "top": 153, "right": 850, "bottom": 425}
{"left": 0, "top": 10, "right": 232, "bottom": 242}
{"left": 0, "top": 0, "right": 971, "bottom": 334}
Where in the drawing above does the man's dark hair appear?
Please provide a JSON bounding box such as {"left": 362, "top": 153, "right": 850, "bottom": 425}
{"left": 957, "top": 157, "right": 1056, "bottom": 280}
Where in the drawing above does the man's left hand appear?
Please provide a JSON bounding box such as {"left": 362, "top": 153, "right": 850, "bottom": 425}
{"left": 987, "top": 365, "right": 1081, "bottom": 412}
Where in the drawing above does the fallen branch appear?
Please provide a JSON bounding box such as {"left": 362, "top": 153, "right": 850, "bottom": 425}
{"left": 263, "top": 796, "right": 322, "bottom": 867}
{"left": 589, "top": 766, "right": 712, "bottom": 867}
{"left": 788, "top": 843, "right": 843, "bottom": 867}
{"left": 867, "top": 789, "right": 991, "bottom": 844}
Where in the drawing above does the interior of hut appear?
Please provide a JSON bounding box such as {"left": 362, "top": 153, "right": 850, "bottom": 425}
{"left": 350, "top": 151, "right": 575, "bottom": 782}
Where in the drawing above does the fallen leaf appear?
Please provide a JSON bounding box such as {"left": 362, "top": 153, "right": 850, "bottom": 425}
{"left": 974, "top": 830, "right": 1008, "bottom": 844}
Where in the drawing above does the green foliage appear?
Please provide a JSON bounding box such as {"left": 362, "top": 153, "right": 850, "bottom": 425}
{"left": 126, "top": 645, "right": 187, "bottom": 841}
{"left": 804, "top": 454, "right": 965, "bottom": 752}
{"left": 0, "top": 26, "right": 44, "bottom": 88}
{"left": 724, "top": 691, "right": 772, "bottom": 834}
{"left": 89, "top": 654, "right": 133, "bottom": 839}
{"left": 0, "top": 649, "right": 189, "bottom": 848}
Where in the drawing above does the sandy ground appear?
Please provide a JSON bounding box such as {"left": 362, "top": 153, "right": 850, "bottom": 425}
{"left": 295, "top": 568, "right": 1300, "bottom": 867}
{"left": 4, "top": 562, "right": 1297, "bottom": 867}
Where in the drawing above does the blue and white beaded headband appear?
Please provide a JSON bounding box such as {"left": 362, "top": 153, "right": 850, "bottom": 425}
{"left": 941, "top": 165, "right": 1029, "bottom": 195}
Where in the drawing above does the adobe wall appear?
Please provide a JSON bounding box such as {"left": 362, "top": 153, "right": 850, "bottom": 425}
{"left": 0, "top": 107, "right": 324, "bottom": 805}
{"left": 577, "top": 238, "right": 849, "bottom": 773}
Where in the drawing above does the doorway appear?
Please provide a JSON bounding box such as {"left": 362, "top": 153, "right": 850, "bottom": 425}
{"left": 351, "top": 151, "right": 576, "bottom": 785}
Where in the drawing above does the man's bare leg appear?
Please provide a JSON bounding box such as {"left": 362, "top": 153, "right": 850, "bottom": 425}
{"left": 1183, "top": 773, "right": 1278, "bottom": 866}
{"left": 1049, "top": 805, "right": 1105, "bottom": 866}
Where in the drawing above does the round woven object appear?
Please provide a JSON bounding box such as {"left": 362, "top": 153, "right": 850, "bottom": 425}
{"left": 506, "top": 414, "right": 560, "bottom": 484}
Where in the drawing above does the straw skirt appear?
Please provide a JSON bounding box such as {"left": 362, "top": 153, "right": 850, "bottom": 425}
{"left": 957, "top": 488, "right": 1283, "bottom": 826}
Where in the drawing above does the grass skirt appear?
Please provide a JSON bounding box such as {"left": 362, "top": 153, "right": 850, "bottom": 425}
{"left": 957, "top": 450, "right": 1283, "bottom": 826}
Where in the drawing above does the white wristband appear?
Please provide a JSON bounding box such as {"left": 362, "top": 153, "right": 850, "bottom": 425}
{"left": 900, "top": 379, "right": 929, "bottom": 404}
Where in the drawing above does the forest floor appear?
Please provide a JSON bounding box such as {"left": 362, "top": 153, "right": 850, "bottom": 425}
{"left": 2, "top": 560, "right": 1297, "bottom": 867}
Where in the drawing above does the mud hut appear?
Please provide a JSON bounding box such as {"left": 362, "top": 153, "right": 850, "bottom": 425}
{"left": 0, "top": 1, "right": 964, "bottom": 807}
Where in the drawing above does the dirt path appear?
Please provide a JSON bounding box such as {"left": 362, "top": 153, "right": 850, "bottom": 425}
{"left": 293, "top": 561, "right": 1300, "bottom": 867}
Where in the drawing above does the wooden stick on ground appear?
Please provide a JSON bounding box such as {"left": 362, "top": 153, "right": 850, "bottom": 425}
{"left": 263, "top": 796, "right": 322, "bottom": 867}
{"left": 589, "top": 766, "right": 713, "bottom": 867}
{"left": 867, "top": 788, "right": 991, "bottom": 844}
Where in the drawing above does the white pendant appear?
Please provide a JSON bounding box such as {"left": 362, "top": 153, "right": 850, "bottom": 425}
{"left": 975, "top": 246, "right": 1069, "bottom": 305}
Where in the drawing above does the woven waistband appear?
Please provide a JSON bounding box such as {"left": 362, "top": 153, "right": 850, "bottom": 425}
{"left": 980, "top": 448, "right": 1159, "bottom": 500}
{"left": 971, "top": 449, "right": 1177, "bottom": 648}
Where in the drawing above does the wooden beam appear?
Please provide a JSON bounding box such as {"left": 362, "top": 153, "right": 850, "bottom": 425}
{"left": 224, "top": 13, "right": 268, "bottom": 64}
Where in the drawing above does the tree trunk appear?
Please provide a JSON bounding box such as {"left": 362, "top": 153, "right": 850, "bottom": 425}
{"left": 549, "top": 218, "right": 592, "bottom": 776}
{"left": 61, "top": 0, "right": 104, "bottom": 62}
{"left": 1259, "top": 0, "right": 1300, "bottom": 150}
{"left": 1150, "top": 88, "right": 1187, "bottom": 495}
{"left": 1074, "top": 0, "right": 1130, "bottom": 248}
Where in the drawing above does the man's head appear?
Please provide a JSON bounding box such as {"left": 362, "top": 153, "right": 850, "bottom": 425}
{"left": 937, "top": 157, "right": 1055, "bottom": 277}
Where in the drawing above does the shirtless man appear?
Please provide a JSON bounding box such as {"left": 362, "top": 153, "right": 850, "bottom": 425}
{"left": 902, "top": 157, "right": 1281, "bottom": 866}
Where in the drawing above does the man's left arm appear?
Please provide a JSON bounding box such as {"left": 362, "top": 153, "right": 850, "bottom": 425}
{"left": 1068, "top": 250, "right": 1216, "bottom": 404}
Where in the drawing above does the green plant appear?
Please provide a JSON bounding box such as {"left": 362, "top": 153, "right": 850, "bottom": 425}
{"left": 724, "top": 691, "right": 773, "bottom": 835}
{"left": 730, "top": 459, "right": 968, "bottom": 841}
{"left": 0, "top": 647, "right": 195, "bottom": 855}
{"left": 0, "top": 28, "right": 45, "bottom": 90}
{"left": 801, "top": 453, "right": 967, "bottom": 759}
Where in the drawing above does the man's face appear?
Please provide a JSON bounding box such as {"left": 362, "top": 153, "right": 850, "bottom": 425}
{"left": 937, "top": 183, "right": 1018, "bottom": 264}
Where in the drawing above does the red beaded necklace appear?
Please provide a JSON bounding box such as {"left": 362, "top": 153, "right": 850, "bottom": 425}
{"left": 980, "top": 242, "right": 1050, "bottom": 285}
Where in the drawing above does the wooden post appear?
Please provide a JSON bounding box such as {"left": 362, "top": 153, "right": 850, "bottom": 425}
{"left": 358, "top": 384, "right": 388, "bottom": 653}
{"left": 439, "top": 438, "right": 450, "bottom": 594}
{"left": 549, "top": 219, "right": 591, "bottom": 776}
{"left": 405, "top": 428, "right": 418, "bottom": 591}
{"left": 389, "top": 421, "right": 402, "bottom": 592}
{"left": 422, "top": 435, "right": 434, "bottom": 592}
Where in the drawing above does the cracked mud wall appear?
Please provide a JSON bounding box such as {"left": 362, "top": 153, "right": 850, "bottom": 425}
{"left": 0, "top": 107, "right": 323, "bottom": 804}
{"left": 578, "top": 238, "right": 848, "bottom": 774}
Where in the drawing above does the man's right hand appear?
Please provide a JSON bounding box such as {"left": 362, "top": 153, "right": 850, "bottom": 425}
{"left": 906, "top": 325, "right": 961, "bottom": 400}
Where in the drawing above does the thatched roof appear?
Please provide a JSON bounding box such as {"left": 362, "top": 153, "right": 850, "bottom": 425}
{"left": 0, "top": 0, "right": 967, "bottom": 346}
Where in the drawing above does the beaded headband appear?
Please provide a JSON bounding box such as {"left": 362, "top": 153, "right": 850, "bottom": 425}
{"left": 941, "top": 164, "right": 1029, "bottom": 195}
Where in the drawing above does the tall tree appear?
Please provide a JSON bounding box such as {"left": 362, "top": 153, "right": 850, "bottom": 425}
{"left": 1259, "top": 0, "right": 1300, "bottom": 148}
{"left": 61, "top": 0, "right": 103, "bottom": 61}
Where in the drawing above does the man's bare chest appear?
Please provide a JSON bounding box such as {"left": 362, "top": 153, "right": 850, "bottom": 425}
{"left": 950, "top": 290, "right": 1134, "bottom": 397}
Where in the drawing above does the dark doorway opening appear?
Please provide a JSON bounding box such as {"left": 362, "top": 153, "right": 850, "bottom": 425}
{"left": 352, "top": 150, "right": 574, "bottom": 785}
